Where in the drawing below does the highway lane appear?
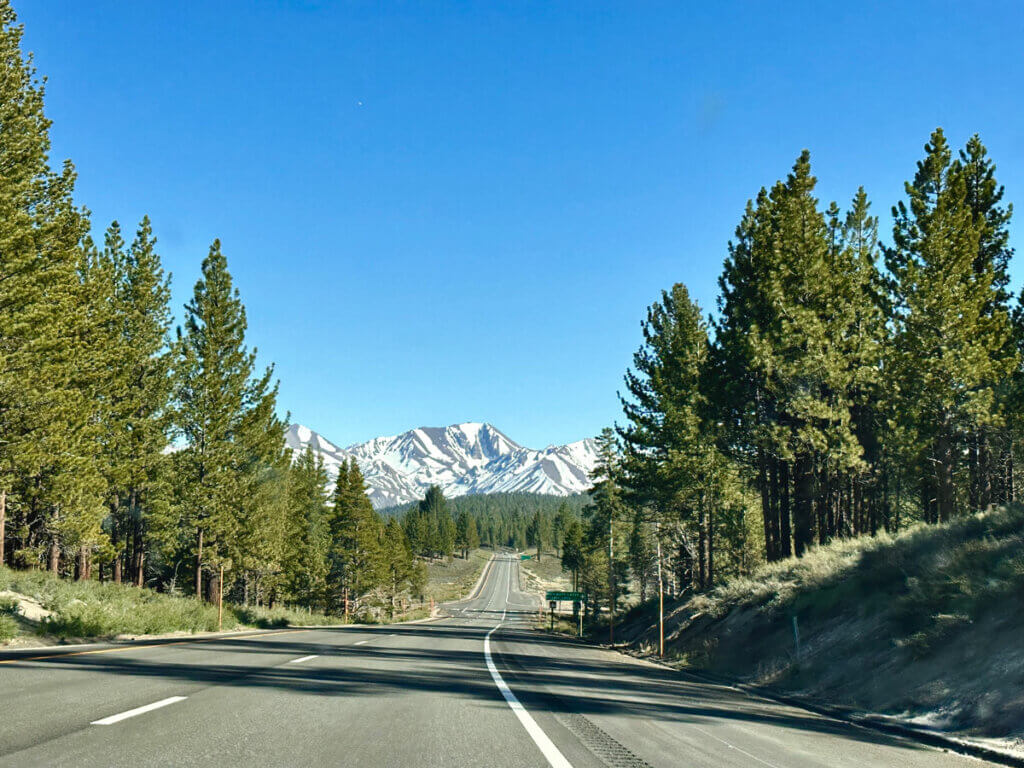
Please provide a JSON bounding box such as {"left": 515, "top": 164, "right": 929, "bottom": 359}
{"left": 0, "top": 554, "right": 996, "bottom": 767}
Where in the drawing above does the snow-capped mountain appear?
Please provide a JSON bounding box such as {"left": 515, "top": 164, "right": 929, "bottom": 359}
{"left": 285, "top": 422, "right": 599, "bottom": 508}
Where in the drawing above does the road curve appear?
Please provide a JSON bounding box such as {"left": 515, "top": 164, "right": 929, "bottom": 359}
{"left": 0, "top": 554, "right": 993, "bottom": 767}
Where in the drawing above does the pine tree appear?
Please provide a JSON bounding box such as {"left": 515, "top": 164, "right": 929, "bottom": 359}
{"left": 455, "top": 509, "right": 472, "bottom": 559}
{"left": 627, "top": 511, "right": 654, "bottom": 602}
{"left": 0, "top": 1, "right": 93, "bottom": 571}
{"left": 175, "top": 240, "right": 266, "bottom": 598}
{"left": 835, "top": 189, "right": 890, "bottom": 536}
{"left": 620, "top": 283, "right": 730, "bottom": 586}
{"left": 712, "top": 152, "right": 875, "bottom": 558}
{"left": 586, "top": 429, "right": 630, "bottom": 629}
{"left": 403, "top": 502, "right": 431, "bottom": 558}
{"left": 98, "top": 218, "right": 174, "bottom": 586}
{"left": 527, "top": 510, "right": 544, "bottom": 561}
{"left": 381, "top": 517, "right": 415, "bottom": 617}
{"left": 282, "top": 447, "right": 330, "bottom": 609}
{"left": 329, "top": 459, "right": 384, "bottom": 614}
{"left": 229, "top": 360, "right": 288, "bottom": 600}
{"left": 415, "top": 485, "right": 454, "bottom": 560}
{"left": 552, "top": 502, "right": 574, "bottom": 556}
{"left": 887, "top": 129, "right": 1016, "bottom": 522}
{"left": 951, "top": 136, "right": 1017, "bottom": 508}
{"left": 560, "top": 518, "right": 585, "bottom": 591}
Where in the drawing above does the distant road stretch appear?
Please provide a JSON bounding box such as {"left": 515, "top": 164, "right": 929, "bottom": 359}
{"left": 0, "top": 555, "right": 989, "bottom": 767}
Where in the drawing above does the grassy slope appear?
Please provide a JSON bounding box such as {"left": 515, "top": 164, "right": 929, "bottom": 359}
{"left": 422, "top": 548, "right": 493, "bottom": 603}
{"left": 0, "top": 546, "right": 498, "bottom": 645}
{"left": 0, "top": 566, "right": 341, "bottom": 644}
{"left": 617, "top": 505, "right": 1024, "bottom": 742}
{"left": 519, "top": 549, "right": 572, "bottom": 594}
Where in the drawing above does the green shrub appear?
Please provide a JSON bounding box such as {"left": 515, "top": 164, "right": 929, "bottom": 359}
{"left": 0, "top": 597, "right": 19, "bottom": 642}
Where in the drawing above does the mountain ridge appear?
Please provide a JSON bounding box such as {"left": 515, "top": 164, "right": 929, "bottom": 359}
{"left": 285, "top": 422, "right": 598, "bottom": 508}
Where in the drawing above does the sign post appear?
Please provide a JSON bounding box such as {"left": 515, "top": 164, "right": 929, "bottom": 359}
{"left": 545, "top": 591, "right": 585, "bottom": 635}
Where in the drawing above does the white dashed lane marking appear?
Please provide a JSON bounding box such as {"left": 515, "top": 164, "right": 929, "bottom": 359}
{"left": 92, "top": 696, "right": 187, "bottom": 725}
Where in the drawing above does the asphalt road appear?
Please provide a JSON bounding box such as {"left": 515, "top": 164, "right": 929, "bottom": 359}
{"left": 0, "top": 554, "right": 994, "bottom": 767}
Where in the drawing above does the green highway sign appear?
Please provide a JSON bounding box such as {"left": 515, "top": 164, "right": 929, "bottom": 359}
{"left": 545, "top": 591, "right": 585, "bottom": 602}
{"left": 520, "top": 554, "right": 533, "bottom": 560}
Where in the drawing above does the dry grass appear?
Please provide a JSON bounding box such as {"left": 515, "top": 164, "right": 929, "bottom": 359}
{"left": 422, "top": 548, "right": 492, "bottom": 603}
{"left": 618, "top": 505, "right": 1024, "bottom": 743}
{"left": 519, "top": 549, "right": 572, "bottom": 591}
{"left": 0, "top": 566, "right": 343, "bottom": 642}
{"left": 686, "top": 505, "right": 1024, "bottom": 656}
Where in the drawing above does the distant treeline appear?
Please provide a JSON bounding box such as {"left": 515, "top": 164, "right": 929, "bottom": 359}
{"left": 383, "top": 492, "right": 589, "bottom": 551}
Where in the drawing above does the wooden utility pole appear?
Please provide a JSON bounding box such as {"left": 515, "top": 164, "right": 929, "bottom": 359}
{"left": 608, "top": 512, "right": 614, "bottom": 646}
{"left": 656, "top": 521, "right": 664, "bottom": 658}
{"left": 217, "top": 563, "right": 224, "bottom": 631}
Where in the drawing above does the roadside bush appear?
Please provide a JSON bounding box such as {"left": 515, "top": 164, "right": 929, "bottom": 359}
{"left": 0, "top": 597, "right": 19, "bottom": 642}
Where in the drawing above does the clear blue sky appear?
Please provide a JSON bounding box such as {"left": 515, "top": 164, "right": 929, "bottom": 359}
{"left": 18, "top": 1, "right": 1024, "bottom": 449}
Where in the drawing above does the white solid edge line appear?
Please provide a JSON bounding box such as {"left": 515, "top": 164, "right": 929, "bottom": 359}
{"left": 485, "top": 625, "right": 570, "bottom": 768}
{"left": 482, "top": 560, "right": 572, "bottom": 768}
{"left": 91, "top": 696, "right": 187, "bottom": 725}
{"left": 288, "top": 654, "right": 319, "bottom": 664}
{"left": 354, "top": 640, "right": 368, "bottom": 646}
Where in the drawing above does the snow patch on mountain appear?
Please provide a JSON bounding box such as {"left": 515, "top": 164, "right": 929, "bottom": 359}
{"left": 285, "top": 422, "right": 598, "bottom": 508}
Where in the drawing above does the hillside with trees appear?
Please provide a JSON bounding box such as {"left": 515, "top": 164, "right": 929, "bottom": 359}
{"left": 563, "top": 130, "right": 1019, "bottom": 621}
{"left": 547, "top": 130, "right": 1024, "bottom": 746}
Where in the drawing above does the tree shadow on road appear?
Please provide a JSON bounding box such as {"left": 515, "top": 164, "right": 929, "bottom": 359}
{"left": 0, "top": 614, "right": 948, "bottom": 762}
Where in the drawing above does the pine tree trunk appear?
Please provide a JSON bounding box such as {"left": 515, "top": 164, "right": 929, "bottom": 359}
{"left": 816, "top": 464, "right": 828, "bottom": 545}
{"left": 697, "top": 505, "right": 707, "bottom": 590}
{"left": 1009, "top": 442, "right": 1016, "bottom": 503}
{"left": 968, "top": 432, "right": 980, "bottom": 512}
{"left": 111, "top": 496, "right": 122, "bottom": 584}
{"left": 792, "top": 455, "right": 815, "bottom": 557}
{"left": 758, "top": 449, "right": 776, "bottom": 561}
{"left": 779, "top": 460, "right": 792, "bottom": 557}
{"left": 979, "top": 431, "right": 993, "bottom": 509}
{"left": 769, "top": 454, "right": 779, "bottom": 561}
{"left": 76, "top": 545, "right": 88, "bottom": 581}
{"left": 706, "top": 507, "right": 714, "bottom": 588}
{"left": 205, "top": 568, "right": 220, "bottom": 604}
{"left": 132, "top": 530, "right": 144, "bottom": 586}
{"left": 49, "top": 540, "right": 60, "bottom": 573}
{"left": 935, "top": 431, "right": 956, "bottom": 523}
{"left": 921, "top": 478, "right": 935, "bottom": 525}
